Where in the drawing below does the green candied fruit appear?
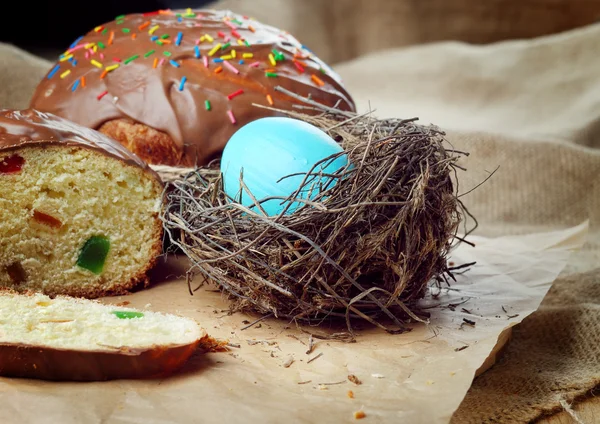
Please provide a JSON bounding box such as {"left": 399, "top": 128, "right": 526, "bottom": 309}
{"left": 111, "top": 311, "right": 144, "bottom": 319}
{"left": 76, "top": 235, "right": 110, "bottom": 275}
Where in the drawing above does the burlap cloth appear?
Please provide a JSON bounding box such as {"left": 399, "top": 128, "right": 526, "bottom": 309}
{"left": 1, "top": 1, "right": 599, "bottom": 421}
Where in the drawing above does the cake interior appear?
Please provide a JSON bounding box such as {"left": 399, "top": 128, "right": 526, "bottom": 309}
{"left": 0, "top": 145, "right": 162, "bottom": 297}
{"left": 0, "top": 292, "right": 201, "bottom": 351}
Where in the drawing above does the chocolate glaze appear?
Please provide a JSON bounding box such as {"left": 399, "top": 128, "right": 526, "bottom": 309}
{"left": 0, "top": 109, "right": 154, "bottom": 173}
{"left": 30, "top": 9, "right": 356, "bottom": 166}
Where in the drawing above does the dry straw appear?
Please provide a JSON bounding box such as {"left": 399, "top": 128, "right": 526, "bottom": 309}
{"left": 157, "top": 87, "right": 474, "bottom": 336}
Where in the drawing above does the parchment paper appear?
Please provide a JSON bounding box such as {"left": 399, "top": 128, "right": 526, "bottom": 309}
{"left": 0, "top": 223, "right": 587, "bottom": 424}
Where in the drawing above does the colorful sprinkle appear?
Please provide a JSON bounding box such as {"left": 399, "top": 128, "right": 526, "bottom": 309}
{"left": 97, "top": 90, "right": 108, "bottom": 100}
{"left": 60, "top": 70, "right": 71, "bottom": 79}
{"left": 163, "top": 51, "right": 172, "bottom": 57}
{"left": 205, "top": 100, "right": 211, "bottom": 110}
{"left": 113, "top": 57, "right": 122, "bottom": 63}
{"left": 249, "top": 61, "right": 261, "bottom": 68}
{"left": 108, "top": 31, "right": 115, "bottom": 45}
{"left": 98, "top": 42, "right": 106, "bottom": 49}
{"left": 124, "top": 54, "right": 139, "bottom": 64}
{"left": 94, "top": 26, "right": 103, "bottom": 32}
{"left": 169, "top": 60, "right": 180, "bottom": 68}
{"left": 144, "top": 49, "right": 155, "bottom": 58}
{"left": 67, "top": 44, "right": 85, "bottom": 53}
{"left": 175, "top": 32, "right": 183, "bottom": 46}
{"left": 150, "top": 36, "right": 159, "bottom": 42}
{"left": 311, "top": 74, "right": 325, "bottom": 87}
{"left": 268, "top": 53, "right": 276, "bottom": 66}
{"left": 138, "top": 21, "right": 150, "bottom": 30}
{"left": 294, "top": 61, "right": 305, "bottom": 73}
{"left": 115, "top": 14, "right": 125, "bottom": 20}
{"left": 131, "top": 33, "right": 137, "bottom": 40}
{"left": 227, "top": 110, "right": 236, "bottom": 124}
{"left": 221, "top": 42, "right": 231, "bottom": 50}
{"left": 231, "top": 30, "right": 241, "bottom": 39}
{"left": 242, "top": 53, "right": 253, "bottom": 59}
{"left": 231, "top": 49, "right": 236, "bottom": 58}
{"left": 237, "top": 39, "right": 244, "bottom": 46}
{"left": 158, "top": 58, "right": 165, "bottom": 66}
{"left": 90, "top": 59, "right": 103, "bottom": 68}
{"left": 194, "top": 45, "right": 201, "bottom": 58}
{"left": 213, "top": 58, "right": 224, "bottom": 63}
{"left": 106, "top": 64, "right": 119, "bottom": 71}
{"left": 81, "top": 76, "right": 86, "bottom": 87}
{"left": 152, "top": 57, "right": 158, "bottom": 68}
{"left": 71, "top": 79, "right": 80, "bottom": 92}
{"left": 69, "top": 36, "right": 84, "bottom": 49}
{"left": 204, "top": 34, "right": 214, "bottom": 42}
{"left": 203, "top": 56, "right": 209, "bottom": 68}
{"left": 248, "top": 25, "right": 256, "bottom": 32}
{"left": 266, "top": 94, "right": 274, "bottom": 105}
{"left": 223, "top": 61, "right": 239, "bottom": 74}
{"left": 227, "top": 89, "right": 244, "bottom": 100}
{"left": 149, "top": 25, "right": 159, "bottom": 35}
{"left": 214, "top": 66, "right": 223, "bottom": 74}
{"left": 160, "top": 34, "right": 169, "bottom": 39}
{"left": 59, "top": 54, "right": 73, "bottom": 62}
{"left": 238, "top": 60, "right": 244, "bottom": 65}
{"left": 208, "top": 44, "right": 221, "bottom": 56}
{"left": 178, "top": 76, "right": 187, "bottom": 91}
{"left": 217, "top": 31, "right": 226, "bottom": 39}
{"left": 100, "top": 69, "right": 108, "bottom": 79}
{"left": 265, "top": 72, "right": 278, "bottom": 77}
{"left": 220, "top": 55, "right": 233, "bottom": 60}
{"left": 122, "top": 28, "right": 130, "bottom": 33}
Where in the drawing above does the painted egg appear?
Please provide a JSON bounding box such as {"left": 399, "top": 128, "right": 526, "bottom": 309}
{"left": 221, "top": 117, "right": 350, "bottom": 216}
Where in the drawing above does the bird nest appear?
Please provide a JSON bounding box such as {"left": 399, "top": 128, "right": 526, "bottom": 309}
{"left": 158, "top": 92, "right": 473, "bottom": 335}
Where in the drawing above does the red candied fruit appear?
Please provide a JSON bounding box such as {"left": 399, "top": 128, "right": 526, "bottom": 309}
{"left": 0, "top": 154, "right": 25, "bottom": 174}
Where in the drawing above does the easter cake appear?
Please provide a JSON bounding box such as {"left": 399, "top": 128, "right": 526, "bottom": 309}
{"left": 0, "top": 290, "right": 205, "bottom": 381}
{"left": 0, "top": 109, "right": 163, "bottom": 298}
{"left": 29, "top": 8, "right": 356, "bottom": 167}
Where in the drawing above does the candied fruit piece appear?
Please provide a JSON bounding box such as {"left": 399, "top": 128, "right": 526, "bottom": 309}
{"left": 5, "top": 262, "right": 26, "bottom": 284}
{"left": 76, "top": 235, "right": 110, "bottom": 275}
{"left": 32, "top": 210, "right": 62, "bottom": 228}
{"left": 111, "top": 311, "right": 144, "bottom": 319}
{"left": 0, "top": 154, "right": 25, "bottom": 174}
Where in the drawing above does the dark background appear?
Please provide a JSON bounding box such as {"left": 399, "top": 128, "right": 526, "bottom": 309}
{"left": 0, "top": 1, "right": 214, "bottom": 58}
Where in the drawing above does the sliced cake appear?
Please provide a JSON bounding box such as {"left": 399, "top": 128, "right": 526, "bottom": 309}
{"left": 0, "top": 109, "right": 163, "bottom": 298}
{"left": 0, "top": 290, "right": 204, "bottom": 381}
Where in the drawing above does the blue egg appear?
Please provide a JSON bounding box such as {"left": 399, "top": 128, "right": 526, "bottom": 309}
{"left": 221, "top": 117, "right": 350, "bottom": 216}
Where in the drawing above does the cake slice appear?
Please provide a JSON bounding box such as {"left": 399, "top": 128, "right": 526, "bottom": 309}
{"left": 0, "top": 291, "right": 205, "bottom": 381}
{"left": 0, "top": 109, "right": 164, "bottom": 298}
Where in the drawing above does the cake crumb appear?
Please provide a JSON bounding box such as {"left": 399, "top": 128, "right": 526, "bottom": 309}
{"left": 347, "top": 390, "right": 354, "bottom": 399}
{"left": 354, "top": 410, "right": 366, "bottom": 419}
{"left": 348, "top": 374, "right": 362, "bottom": 385}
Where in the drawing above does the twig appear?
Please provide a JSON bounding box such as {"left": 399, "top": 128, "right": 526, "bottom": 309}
{"left": 307, "top": 352, "right": 324, "bottom": 364}
{"left": 240, "top": 313, "right": 274, "bottom": 331}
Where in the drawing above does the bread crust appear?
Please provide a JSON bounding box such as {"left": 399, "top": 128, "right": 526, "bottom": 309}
{"left": 0, "top": 340, "right": 200, "bottom": 381}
